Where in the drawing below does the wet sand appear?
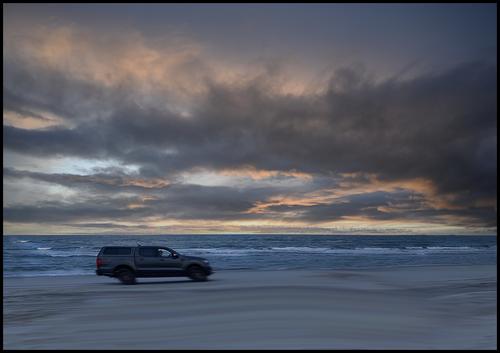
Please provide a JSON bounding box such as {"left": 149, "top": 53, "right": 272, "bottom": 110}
{"left": 3, "top": 265, "right": 497, "bottom": 349}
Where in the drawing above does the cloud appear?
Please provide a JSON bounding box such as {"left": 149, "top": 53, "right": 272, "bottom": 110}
{"left": 3, "top": 21, "right": 497, "bottom": 232}
{"left": 3, "top": 167, "right": 495, "bottom": 230}
{"left": 2, "top": 185, "right": 265, "bottom": 223}
{"left": 4, "top": 168, "right": 171, "bottom": 191}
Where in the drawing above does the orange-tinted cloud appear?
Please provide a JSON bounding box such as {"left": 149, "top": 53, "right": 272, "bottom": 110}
{"left": 219, "top": 166, "right": 313, "bottom": 181}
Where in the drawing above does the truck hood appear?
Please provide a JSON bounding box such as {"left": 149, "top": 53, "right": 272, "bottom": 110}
{"left": 181, "top": 255, "right": 208, "bottom": 262}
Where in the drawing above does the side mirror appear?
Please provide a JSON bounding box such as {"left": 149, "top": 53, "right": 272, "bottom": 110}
{"left": 172, "top": 253, "right": 179, "bottom": 258}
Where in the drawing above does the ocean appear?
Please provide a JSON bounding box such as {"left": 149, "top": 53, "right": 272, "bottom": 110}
{"left": 3, "top": 234, "right": 497, "bottom": 277}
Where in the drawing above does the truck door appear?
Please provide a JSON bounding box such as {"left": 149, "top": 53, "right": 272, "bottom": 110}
{"left": 135, "top": 246, "right": 183, "bottom": 275}
{"left": 157, "top": 247, "right": 184, "bottom": 274}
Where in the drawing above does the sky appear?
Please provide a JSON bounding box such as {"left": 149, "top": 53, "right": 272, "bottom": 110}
{"left": 3, "top": 3, "right": 497, "bottom": 235}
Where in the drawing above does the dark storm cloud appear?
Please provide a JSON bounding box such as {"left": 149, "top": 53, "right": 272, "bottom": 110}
{"left": 3, "top": 5, "right": 497, "bottom": 230}
{"left": 5, "top": 3, "right": 498, "bottom": 234}
{"left": 3, "top": 168, "right": 171, "bottom": 192}
{"left": 4, "top": 163, "right": 496, "bottom": 228}
{"left": 6, "top": 3, "right": 496, "bottom": 79}
{"left": 4, "top": 61, "right": 496, "bottom": 202}
{"left": 3, "top": 169, "right": 286, "bottom": 223}
{"left": 267, "top": 191, "right": 412, "bottom": 221}
{"left": 4, "top": 125, "right": 106, "bottom": 158}
{"left": 3, "top": 197, "right": 140, "bottom": 223}
{"left": 3, "top": 60, "right": 116, "bottom": 123}
{"left": 2, "top": 189, "right": 260, "bottom": 223}
{"left": 268, "top": 190, "right": 497, "bottom": 228}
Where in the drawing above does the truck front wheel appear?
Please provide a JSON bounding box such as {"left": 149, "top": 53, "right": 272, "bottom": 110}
{"left": 187, "top": 266, "right": 207, "bottom": 281}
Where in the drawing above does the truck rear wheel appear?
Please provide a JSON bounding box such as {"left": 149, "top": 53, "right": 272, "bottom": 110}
{"left": 187, "top": 266, "right": 207, "bottom": 281}
{"left": 117, "top": 269, "right": 136, "bottom": 285}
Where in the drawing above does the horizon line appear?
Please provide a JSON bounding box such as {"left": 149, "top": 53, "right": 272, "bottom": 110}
{"left": 3, "top": 233, "right": 497, "bottom": 236}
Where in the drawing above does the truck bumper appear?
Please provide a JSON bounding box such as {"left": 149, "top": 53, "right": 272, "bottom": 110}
{"left": 96, "top": 269, "right": 112, "bottom": 276}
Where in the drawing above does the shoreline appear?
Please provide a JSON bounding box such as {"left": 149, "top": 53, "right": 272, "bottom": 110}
{"left": 4, "top": 262, "right": 497, "bottom": 278}
{"left": 4, "top": 265, "right": 497, "bottom": 349}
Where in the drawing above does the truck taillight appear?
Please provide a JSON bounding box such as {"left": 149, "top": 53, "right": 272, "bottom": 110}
{"left": 96, "top": 257, "right": 104, "bottom": 268}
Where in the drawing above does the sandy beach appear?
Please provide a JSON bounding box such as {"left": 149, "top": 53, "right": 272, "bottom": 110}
{"left": 3, "top": 265, "right": 497, "bottom": 349}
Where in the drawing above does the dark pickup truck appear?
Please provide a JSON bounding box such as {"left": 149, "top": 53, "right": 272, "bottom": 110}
{"left": 96, "top": 245, "right": 213, "bottom": 284}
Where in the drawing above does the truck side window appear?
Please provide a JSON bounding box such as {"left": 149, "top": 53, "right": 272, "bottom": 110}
{"left": 158, "top": 249, "right": 172, "bottom": 257}
{"left": 139, "top": 248, "right": 159, "bottom": 257}
{"left": 103, "top": 247, "right": 132, "bottom": 255}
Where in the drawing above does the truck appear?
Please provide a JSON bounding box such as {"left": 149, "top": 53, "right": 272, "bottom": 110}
{"left": 95, "top": 245, "right": 213, "bottom": 284}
